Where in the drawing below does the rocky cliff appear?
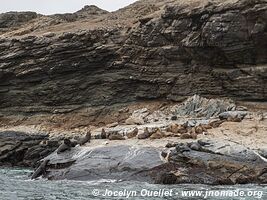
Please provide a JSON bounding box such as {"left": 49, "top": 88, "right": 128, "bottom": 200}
{"left": 0, "top": 0, "right": 266, "bottom": 117}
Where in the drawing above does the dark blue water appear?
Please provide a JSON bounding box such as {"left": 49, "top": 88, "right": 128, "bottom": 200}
{"left": 0, "top": 168, "right": 266, "bottom": 200}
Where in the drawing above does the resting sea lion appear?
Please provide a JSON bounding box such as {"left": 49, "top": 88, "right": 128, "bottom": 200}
{"left": 108, "top": 131, "right": 125, "bottom": 140}
{"left": 180, "top": 133, "right": 192, "bottom": 139}
{"left": 31, "top": 159, "right": 50, "bottom": 179}
{"left": 137, "top": 127, "right": 154, "bottom": 139}
{"left": 150, "top": 128, "right": 166, "bottom": 139}
{"left": 57, "top": 139, "right": 72, "bottom": 154}
{"left": 126, "top": 128, "right": 138, "bottom": 138}
{"left": 101, "top": 128, "right": 107, "bottom": 139}
{"left": 167, "top": 123, "right": 187, "bottom": 134}
{"left": 78, "top": 132, "right": 91, "bottom": 146}
{"left": 70, "top": 139, "right": 78, "bottom": 147}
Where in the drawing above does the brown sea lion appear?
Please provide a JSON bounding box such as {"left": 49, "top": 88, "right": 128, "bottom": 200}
{"left": 167, "top": 123, "right": 187, "bottom": 134}
{"left": 126, "top": 128, "right": 138, "bottom": 139}
{"left": 180, "top": 133, "right": 192, "bottom": 139}
{"left": 209, "top": 119, "right": 225, "bottom": 128}
{"left": 195, "top": 125, "right": 205, "bottom": 134}
{"left": 108, "top": 131, "right": 125, "bottom": 140}
{"left": 137, "top": 127, "right": 154, "bottom": 139}
{"left": 57, "top": 139, "right": 72, "bottom": 154}
{"left": 190, "top": 132, "right": 198, "bottom": 139}
{"left": 31, "top": 159, "right": 50, "bottom": 179}
{"left": 150, "top": 128, "right": 166, "bottom": 139}
{"left": 101, "top": 128, "right": 107, "bottom": 139}
{"left": 78, "top": 132, "right": 91, "bottom": 146}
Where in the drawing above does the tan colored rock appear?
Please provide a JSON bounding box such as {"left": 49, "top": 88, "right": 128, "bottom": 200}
{"left": 106, "top": 122, "right": 119, "bottom": 128}
{"left": 125, "top": 117, "right": 145, "bottom": 125}
{"left": 125, "top": 108, "right": 149, "bottom": 125}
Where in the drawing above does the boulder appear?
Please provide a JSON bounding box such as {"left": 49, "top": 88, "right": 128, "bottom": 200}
{"left": 173, "top": 95, "right": 236, "bottom": 118}
{"left": 125, "top": 108, "right": 149, "bottom": 125}
{"left": 43, "top": 145, "right": 165, "bottom": 182}
{"left": 219, "top": 111, "right": 248, "bottom": 122}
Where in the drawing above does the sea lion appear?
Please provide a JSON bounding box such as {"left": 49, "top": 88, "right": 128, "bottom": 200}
{"left": 57, "top": 139, "right": 72, "bottom": 154}
{"left": 137, "top": 127, "right": 154, "bottom": 139}
{"left": 165, "top": 142, "right": 179, "bottom": 148}
{"left": 201, "top": 124, "right": 212, "bottom": 130}
{"left": 108, "top": 131, "right": 125, "bottom": 140}
{"left": 126, "top": 128, "right": 138, "bottom": 138}
{"left": 150, "top": 128, "right": 166, "bottom": 139}
{"left": 209, "top": 119, "right": 225, "bottom": 128}
{"left": 167, "top": 123, "right": 179, "bottom": 133}
{"left": 177, "top": 124, "right": 188, "bottom": 134}
{"left": 167, "top": 123, "right": 187, "bottom": 134}
{"left": 189, "top": 142, "right": 201, "bottom": 151}
{"left": 78, "top": 132, "right": 91, "bottom": 146}
{"left": 191, "top": 125, "right": 206, "bottom": 135}
{"left": 101, "top": 128, "right": 107, "bottom": 139}
{"left": 70, "top": 139, "right": 78, "bottom": 147}
{"left": 219, "top": 111, "right": 247, "bottom": 122}
{"left": 190, "top": 132, "right": 198, "bottom": 139}
{"left": 31, "top": 159, "right": 50, "bottom": 179}
{"left": 161, "top": 151, "right": 168, "bottom": 159}
{"left": 198, "top": 139, "right": 211, "bottom": 146}
{"left": 180, "top": 133, "right": 192, "bottom": 139}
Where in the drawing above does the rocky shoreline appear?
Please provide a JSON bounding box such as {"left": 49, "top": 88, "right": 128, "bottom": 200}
{"left": 0, "top": 95, "right": 266, "bottom": 185}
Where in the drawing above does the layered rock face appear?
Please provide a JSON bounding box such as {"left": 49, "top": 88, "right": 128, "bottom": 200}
{"left": 0, "top": 0, "right": 266, "bottom": 115}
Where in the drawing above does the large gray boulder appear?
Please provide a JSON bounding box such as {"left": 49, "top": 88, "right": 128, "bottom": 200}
{"left": 44, "top": 145, "right": 165, "bottom": 182}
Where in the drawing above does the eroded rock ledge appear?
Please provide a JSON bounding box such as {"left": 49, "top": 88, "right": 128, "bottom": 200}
{"left": 41, "top": 139, "right": 267, "bottom": 185}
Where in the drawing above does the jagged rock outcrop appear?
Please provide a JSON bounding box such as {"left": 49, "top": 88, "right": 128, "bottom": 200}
{"left": 0, "top": 12, "right": 38, "bottom": 30}
{"left": 0, "top": 131, "right": 59, "bottom": 167}
{"left": 163, "top": 139, "right": 267, "bottom": 184}
{"left": 0, "top": 0, "right": 266, "bottom": 116}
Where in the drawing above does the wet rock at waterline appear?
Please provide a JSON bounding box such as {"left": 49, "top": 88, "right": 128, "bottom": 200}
{"left": 44, "top": 145, "right": 165, "bottom": 182}
{"left": 37, "top": 140, "right": 267, "bottom": 184}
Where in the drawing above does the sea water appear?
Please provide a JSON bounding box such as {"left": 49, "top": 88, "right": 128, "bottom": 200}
{"left": 0, "top": 168, "right": 266, "bottom": 200}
